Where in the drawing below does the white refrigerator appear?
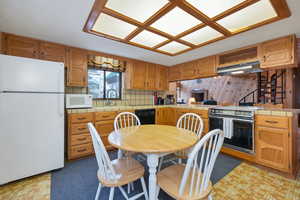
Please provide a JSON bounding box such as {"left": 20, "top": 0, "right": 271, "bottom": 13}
{"left": 0, "top": 54, "right": 65, "bottom": 185}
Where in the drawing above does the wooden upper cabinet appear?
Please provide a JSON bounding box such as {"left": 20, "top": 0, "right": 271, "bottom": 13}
{"left": 260, "top": 35, "right": 297, "bottom": 69}
{"left": 168, "top": 65, "right": 181, "bottom": 82}
{"left": 180, "top": 62, "right": 197, "bottom": 80}
{"left": 125, "top": 61, "right": 167, "bottom": 91}
{"left": 0, "top": 32, "right": 4, "bottom": 54}
{"left": 196, "top": 56, "right": 217, "bottom": 78}
{"left": 39, "top": 42, "right": 67, "bottom": 64}
{"left": 156, "top": 65, "right": 168, "bottom": 91}
{"left": 67, "top": 48, "right": 88, "bottom": 87}
{"left": 133, "top": 61, "right": 147, "bottom": 89}
{"left": 5, "top": 34, "right": 39, "bottom": 59}
{"left": 179, "top": 56, "right": 217, "bottom": 80}
{"left": 146, "top": 63, "right": 156, "bottom": 90}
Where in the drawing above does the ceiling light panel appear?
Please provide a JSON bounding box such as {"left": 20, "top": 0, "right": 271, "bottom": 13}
{"left": 105, "top": 0, "right": 169, "bottom": 23}
{"left": 186, "top": 0, "right": 246, "bottom": 18}
{"left": 92, "top": 13, "right": 137, "bottom": 39}
{"left": 181, "top": 26, "right": 223, "bottom": 45}
{"left": 217, "top": 0, "right": 277, "bottom": 33}
{"left": 130, "top": 30, "right": 168, "bottom": 47}
{"left": 151, "top": 7, "right": 202, "bottom": 36}
{"left": 158, "top": 41, "right": 190, "bottom": 54}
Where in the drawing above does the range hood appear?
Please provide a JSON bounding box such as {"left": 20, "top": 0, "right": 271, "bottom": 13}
{"left": 217, "top": 61, "right": 262, "bottom": 76}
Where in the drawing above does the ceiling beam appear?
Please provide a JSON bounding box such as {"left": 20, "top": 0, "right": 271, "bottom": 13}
{"left": 83, "top": 0, "right": 108, "bottom": 32}
{"left": 102, "top": 7, "right": 196, "bottom": 48}
{"left": 175, "top": 1, "right": 231, "bottom": 37}
{"left": 212, "top": 0, "right": 260, "bottom": 21}
{"left": 124, "top": 2, "right": 176, "bottom": 41}
{"left": 269, "top": 0, "right": 291, "bottom": 18}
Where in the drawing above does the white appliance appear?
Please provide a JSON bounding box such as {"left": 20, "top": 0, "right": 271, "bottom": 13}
{"left": 0, "top": 54, "right": 65, "bottom": 185}
{"left": 66, "top": 94, "right": 93, "bottom": 109}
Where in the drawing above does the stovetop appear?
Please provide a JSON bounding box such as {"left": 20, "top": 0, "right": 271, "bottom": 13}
{"left": 210, "top": 106, "right": 263, "bottom": 119}
{"left": 212, "top": 106, "right": 263, "bottom": 112}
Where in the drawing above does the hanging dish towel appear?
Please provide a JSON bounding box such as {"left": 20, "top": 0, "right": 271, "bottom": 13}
{"left": 223, "top": 118, "right": 233, "bottom": 139}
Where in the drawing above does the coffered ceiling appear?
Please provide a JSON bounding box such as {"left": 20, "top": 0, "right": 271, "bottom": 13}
{"left": 84, "top": 0, "right": 289, "bottom": 56}
{"left": 0, "top": 0, "right": 299, "bottom": 66}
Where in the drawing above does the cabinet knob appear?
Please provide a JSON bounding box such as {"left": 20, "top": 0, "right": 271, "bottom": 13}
{"left": 263, "top": 56, "right": 266, "bottom": 62}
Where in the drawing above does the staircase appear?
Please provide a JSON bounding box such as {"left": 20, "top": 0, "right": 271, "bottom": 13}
{"left": 239, "top": 70, "right": 286, "bottom": 105}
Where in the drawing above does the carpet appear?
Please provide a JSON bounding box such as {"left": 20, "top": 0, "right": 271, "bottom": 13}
{"left": 212, "top": 163, "right": 300, "bottom": 200}
{"left": 50, "top": 151, "right": 241, "bottom": 200}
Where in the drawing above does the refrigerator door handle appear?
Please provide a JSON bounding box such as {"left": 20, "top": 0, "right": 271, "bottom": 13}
{"left": 57, "top": 68, "right": 64, "bottom": 117}
{"left": 58, "top": 94, "right": 64, "bottom": 117}
{"left": 57, "top": 67, "right": 64, "bottom": 93}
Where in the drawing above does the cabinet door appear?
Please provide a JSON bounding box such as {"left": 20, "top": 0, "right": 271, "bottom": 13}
{"left": 196, "top": 56, "right": 217, "bottom": 78}
{"left": 156, "top": 65, "right": 168, "bottom": 91}
{"left": 39, "top": 42, "right": 67, "bottom": 64}
{"left": 255, "top": 126, "right": 290, "bottom": 172}
{"left": 180, "top": 62, "right": 196, "bottom": 80}
{"left": 0, "top": 32, "right": 3, "bottom": 54}
{"left": 132, "top": 61, "right": 147, "bottom": 89}
{"left": 146, "top": 64, "right": 156, "bottom": 90}
{"left": 155, "top": 108, "right": 164, "bottom": 124}
{"left": 67, "top": 48, "right": 87, "bottom": 87}
{"left": 5, "top": 34, "right": 39, "bottom": 59}
{"left": 95, "top": 120, "right": 115, "bottom": 149}
{"left": 165, "top": 108, "right": 176, "bottom": 126}
{"left": 260, "top": 35, "right": 296, "bottom": 69}
{"left": 168, "top": 65, "right": 181, "bottom": 82}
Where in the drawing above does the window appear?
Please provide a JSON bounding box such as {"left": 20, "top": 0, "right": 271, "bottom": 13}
{"left": 88, "top": 68, "right": 122, "bottom": 99}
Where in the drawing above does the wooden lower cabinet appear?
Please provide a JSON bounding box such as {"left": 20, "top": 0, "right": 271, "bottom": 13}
{"left": 94, "top": 120, "right": 115, "bottom": 150}
{"left": 94, "top": 111, "right": 117, "bottom": 151}
{"left": 173, "top": 108, "right": 210, "bottom": 134}
{"left": 68, "top": 113, "right": 94, "bottom": 160}
{"left": 156, "top": 108, "right": 176, "bottom": 126}
{"left": 68, "top": 111, "right": 117, "bottom": 160}
{"left": 255, "top": 126, "right": 290, "bottom": 172}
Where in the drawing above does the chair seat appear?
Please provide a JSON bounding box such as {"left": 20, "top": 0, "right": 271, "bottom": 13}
{"left": 98, "top": 157, "right": 145, "bottom": 187}
{"left": 157, "top": 164, "right": 212, "bottom": 200}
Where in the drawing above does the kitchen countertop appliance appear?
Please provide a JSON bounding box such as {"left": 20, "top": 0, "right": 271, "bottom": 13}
{"left": 135, "top": 109, "right": 155, "bottom": 124}
{"left": 0, "top": 54, "right": 64, "bottom": 185}
{"left": 209, "top": 106, "right": 262, "bottom": 154}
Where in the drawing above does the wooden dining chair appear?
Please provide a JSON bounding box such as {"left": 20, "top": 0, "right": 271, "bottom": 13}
{"left": 114, "top": 112, "right": 142, "bottom": 193}
{"left": 114, "top": 112, "right": 141, "bottom": 159}
{"left": 157, "top": 129, "right": 224, "bottom": 200}
{"left": 87, "top": 123, "right": 148, "bottom": 200}
{"left": 158, "top": 113, "right": 204, "bottom": 171}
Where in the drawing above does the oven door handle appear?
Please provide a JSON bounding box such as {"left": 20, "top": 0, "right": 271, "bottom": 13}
{"left": 209, "top": 116, "right": 225, "bottom": 119}
{"left": 232, "top": 118, "right": 253, "bottom": 123}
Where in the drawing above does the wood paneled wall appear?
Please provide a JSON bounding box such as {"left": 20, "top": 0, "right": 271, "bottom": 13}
{"left": 179, "top": 74, "right": 257, "bottom": 105}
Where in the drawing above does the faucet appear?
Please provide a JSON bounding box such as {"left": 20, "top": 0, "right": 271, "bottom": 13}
{"left": 104, "top": 89, "right": 118, "bottom": 106}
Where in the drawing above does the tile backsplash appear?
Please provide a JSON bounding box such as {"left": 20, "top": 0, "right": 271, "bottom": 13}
{"left": 65, "top": 87, "right": 165, "bottom": 107}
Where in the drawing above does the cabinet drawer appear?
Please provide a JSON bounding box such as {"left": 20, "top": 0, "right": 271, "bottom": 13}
{"left": 95, "top": 120, "right": 114, "bottom": 136}
{"left": 191, "top": 109, "right": 209, "bottom": 119}
{"left": 71, "top": 123, "right": 89, "bottom": 135}
{"left": 71, "top": 134, "right": 91, "bottom": 146}
{"left": 256, "top": 115, "right": 289, "bottom": 129}
{"left": 70, "top": 113, "right": 93, "bottom": 124}
{"left": 101, "top": 135, "right": 110, "bottom": 147}
{"left": 95, "top": 111, "right": 117, "bottom": 121}
{"left": 69, "top": 143, "right": 93, "bottom": 159}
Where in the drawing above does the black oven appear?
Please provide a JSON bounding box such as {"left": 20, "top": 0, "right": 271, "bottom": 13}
{"left": 209, "top": 115, "right": 254, "bottom": 154}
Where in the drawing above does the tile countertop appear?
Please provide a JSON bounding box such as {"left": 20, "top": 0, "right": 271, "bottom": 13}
{"left": 66, "top": 104, "right": 300, "bottom": 117}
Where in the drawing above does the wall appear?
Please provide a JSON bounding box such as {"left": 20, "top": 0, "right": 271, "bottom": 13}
{"left": 178, "top": 74, "right": 257, "bottom": 105}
